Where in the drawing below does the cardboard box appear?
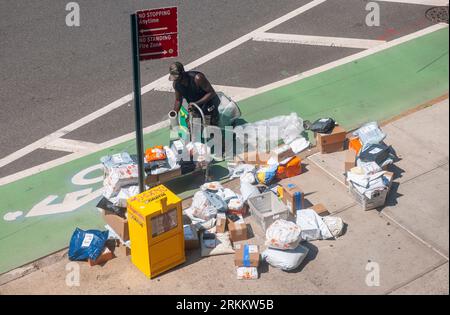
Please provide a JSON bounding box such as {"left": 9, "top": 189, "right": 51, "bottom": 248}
{"left": 235, "top": 150, "right": 271, "bottom": 165}
{"left": 227, "top": 215, "right": 248, "bottom": 242}
{"left": 158, "top": 167, "right": 182, "bottom": 182}
{"left": 320, "top": 142, "right": 345, "bottom": 154}
{"left": 103, "top": 209, "right": 129, "bottom": 241}
{"left": 216, "top": 213, "right": 227, "bottom": 233}
{"left": 316, "top": 125, "right": 347, "bottom": 146}
{"left": 234, "top": 244, "right": 260, "bottom": 267}
{"left": 344, "top": 149, "right": 357, "bottom": 173}
{"left": 146, "top": 168, "right": 183, "bottom": 186}
{"left": 311, "top": 204, "right": 330, "bottom": 216}
{"left": 88, "top": 247, "right": 114, "bottom": 266}
{"left": 270, "top": 145, "right": 295, "bottom": 163}
{"left": 281, "top": 181, "right": 305, "bottom": 215}
{"left": 184, "top": 224, "right": 200, "bottom": 250}
{"left": 348, "top": 171, "right": 394, "bottom": 211}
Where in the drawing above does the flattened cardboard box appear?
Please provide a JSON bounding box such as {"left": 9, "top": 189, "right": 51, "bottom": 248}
{"left": 227, "top": 216, "right": 248, "bottom": 242}
{"left": 234, "top": 244, "right": 260, "bottom": 267}
{"left": 311, "top": 204, "right": 330, "bottom": 216}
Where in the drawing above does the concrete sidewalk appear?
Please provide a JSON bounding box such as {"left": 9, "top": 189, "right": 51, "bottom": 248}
{"left": 1, "top": 99, "right": 448, "bottom": 295}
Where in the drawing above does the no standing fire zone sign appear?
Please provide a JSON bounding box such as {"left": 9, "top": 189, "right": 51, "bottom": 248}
{"left": 136, "top": 7, "right": 179, "bottom": 61}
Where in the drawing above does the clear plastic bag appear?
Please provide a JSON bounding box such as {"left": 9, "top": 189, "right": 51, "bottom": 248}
{"left": 217, "top": 92, "right": 241, "bottom": 128}
{"left": 235, "top": 113, "right": 304, "bottom": 148}
{"left": 353, "top": 122, "right": 386, "bottom": 145}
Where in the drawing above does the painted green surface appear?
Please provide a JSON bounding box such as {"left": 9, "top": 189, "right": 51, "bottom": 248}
{"left": 0, "top": 28, "right": 448, "bottom": 274}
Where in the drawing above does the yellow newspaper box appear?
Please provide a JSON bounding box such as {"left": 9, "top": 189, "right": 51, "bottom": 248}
{"left": 127, "top": 185, "right": 185, "bottom": 278}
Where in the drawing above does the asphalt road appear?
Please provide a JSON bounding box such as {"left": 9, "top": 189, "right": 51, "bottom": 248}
{"left": 0, "top": 0, "right": 438, "bottom": 177}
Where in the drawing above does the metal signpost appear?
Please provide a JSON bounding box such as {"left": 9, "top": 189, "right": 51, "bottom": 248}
{"left": 130, "top": 7, "right": 179, "bottom": 192}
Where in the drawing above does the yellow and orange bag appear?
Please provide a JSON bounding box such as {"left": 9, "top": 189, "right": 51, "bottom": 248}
{"left": 276, "top": 156, "right": 302, "bottom": 180}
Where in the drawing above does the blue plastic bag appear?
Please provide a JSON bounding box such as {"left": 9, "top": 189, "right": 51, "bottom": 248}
{"left": 68, "top": 228, "right": 109, "bottom": 261}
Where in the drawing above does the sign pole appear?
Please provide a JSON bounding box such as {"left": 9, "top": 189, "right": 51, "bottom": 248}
{"left": 130, "top": 13, "right": 146, "bottom": 193}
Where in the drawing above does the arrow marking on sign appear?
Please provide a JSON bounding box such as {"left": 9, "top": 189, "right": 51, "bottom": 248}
{"left": 140, "top": 50, "right": 169, "bottom": 56}
{"left": 140, "top": 27, "right": 168, "bottom": 34}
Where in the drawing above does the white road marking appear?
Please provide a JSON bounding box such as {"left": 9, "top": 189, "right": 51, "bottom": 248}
{"left": 154, "top": 81, "right": 256, "bottom": 100}
{"left": 376, "top": 0, "right": 448, "bottom": 6}
{"left": 42, "top": 138, "right": 98, "bottom": 153}
{"left": 1, "top": 23, "right": 447, "bottom": 187}
{"left": 0, "top": 0, "right": 327, "bottom": 170}
{"left": 244, "top": 23, "right": 448, "bottom": 99}
{"left": 253, "top": 33, "right": 386, "bottom": 49}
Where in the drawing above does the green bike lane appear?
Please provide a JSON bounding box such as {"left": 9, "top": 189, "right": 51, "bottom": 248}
{"left": 0, "top": 27, "right": 448, "bottom": 274}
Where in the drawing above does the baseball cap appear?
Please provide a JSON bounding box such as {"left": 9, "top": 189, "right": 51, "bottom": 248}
{"left": 169, "top": 62, "right": 185, "bottom": 81}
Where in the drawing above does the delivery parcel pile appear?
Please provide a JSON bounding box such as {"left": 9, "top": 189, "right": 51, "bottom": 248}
{"left": 67, "top": 115, "right": 397, "bottom": 281}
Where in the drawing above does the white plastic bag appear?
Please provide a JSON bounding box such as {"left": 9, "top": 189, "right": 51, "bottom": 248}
{"left": 353, "top": 122, "right": 386, "bottom": 145}
{"left": 262, "top": 245, "right": 309, "bottom": 271}
{"left": 296, "top": 209, "right": 333, "bottom": 241}
{"left": 100, "top": 152, "right": 135, "bottom": 175}
{"left": 200, "top": 232, "right": 235, "bottom": 257}
{"left": 265, "top": 219, "right": 302, "bottom": 250}
{"left": 322, "top": 216, "right": 344, "bottom": 238}
{"left": 109, "top": 185, "right": 140, "bottom": 208}
{"left": 183, "top": 207, "right": 217, "bottom": 231}
{"left": 240, "top": 181, "right": 260, "bottom": 202}
{"left": 103, "top": 164, "right": 139, "bottom": 199}
{"left": 217, "top": 92, "right": 241, "bottom": 128}
{"left": 235, "top": 113, "right": 304, "bottom": 148}
{"left": 191, "top": 191, "right": 217, "bottom": 221}
{"left": 228, "top": 164, "right": 256, "bottom": 179}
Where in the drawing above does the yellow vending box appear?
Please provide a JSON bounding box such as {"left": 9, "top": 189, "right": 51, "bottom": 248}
{"left": 127, "top": 185, "right": 185, "bottom": 278}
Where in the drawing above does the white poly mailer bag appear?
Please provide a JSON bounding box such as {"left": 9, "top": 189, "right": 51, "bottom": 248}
{"left": 100, "top": 152, "right": 135, "bottom": 175}
{"left": 200, "top": 232, "right": 235, "bottom": 257}
{"left": 322, "top": 216, "right": 344, "bottom": 238}
{"left": 109, "top": 185, "right": 140, "bottom": 208}
{"left": 240, "top": 181, "right": 260, "bottom": 202}
{"left": 296, "top": 209, "right": 333, "bottom": 241}
{"left": 265, "top": 219, "right": 302, "bottom": 250}
{"left": 191, "top": 191, "right": 217, "bottom": 221}
{"left": 103, "top": 164, "right": 139, "bottom": 199}
{"left": 262, "top": 245, "right": 309, "bottom": 271}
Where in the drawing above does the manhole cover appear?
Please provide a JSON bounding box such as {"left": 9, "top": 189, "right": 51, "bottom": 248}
{"left": 425, "top": 6, "right": 449, "bottom": 24}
